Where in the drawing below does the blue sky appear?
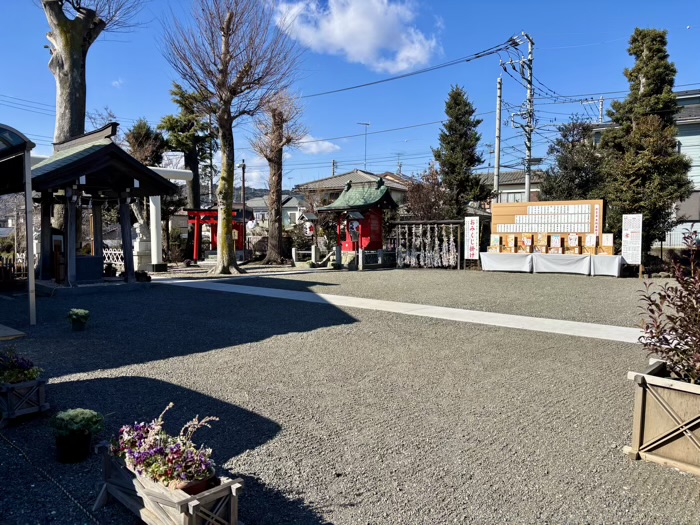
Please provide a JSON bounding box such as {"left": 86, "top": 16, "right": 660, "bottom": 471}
{"left": 1, "top": 0, "right": 699, "bottom": 189}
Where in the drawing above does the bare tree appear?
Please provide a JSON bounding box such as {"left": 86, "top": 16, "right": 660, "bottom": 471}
{"left": 162, "top": 0, "right": 299, "bottom": 275}
{"left": 41, "top": 0, "right": 142, "bottom": 143}
{"left": 251, "top": 92, "right": 306, "bottom": 264}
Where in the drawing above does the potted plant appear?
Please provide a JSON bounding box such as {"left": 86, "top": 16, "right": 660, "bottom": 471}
{"left": 625, "top": 232, "right": 700, "bottom": 475}
{"left": 51, "top": 408, "right": 104, "bottom": 463}
{"left": 94, "top": 403, "right": 244, "bottom": 525}
{"left": 68, "top": 308, "right": 90, "bottom": 331}
{"left": 0, "top": 348, "right": 49, "bottom": 426}
{"left": 112, "top": 403, "right": 217, "bottom": 494}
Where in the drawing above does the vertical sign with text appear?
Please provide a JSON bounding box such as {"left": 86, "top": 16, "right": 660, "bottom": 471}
{"left": 622, "top": 214, "right": 643, "bottom": 265}
{"left": 465, "top": 217, "right": 480, "bottom": 260}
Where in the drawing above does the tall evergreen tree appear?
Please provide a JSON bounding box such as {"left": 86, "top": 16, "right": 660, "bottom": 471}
{"left": 432, "top": 86, "right": 491, "bottom": 218}
{"left": 125, "top": 118, "right": 167, "bottom": 166}
{"left": 539, "top": 118, "right": 604, "bottom": 201}
{"left": 159, "top": 83, "right": 216, "bottom": 210}
{"left": 600, "top": 29, "right": 692, "bottom": 255}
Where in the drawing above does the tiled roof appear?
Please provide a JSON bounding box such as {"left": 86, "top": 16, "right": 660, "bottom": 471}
{"left": 678, "top": 103, "right": 700, "bottom": 122}
{"left": 32, "top": 139, "right": 112, "bottom": 178}
{"left": 317, "top": 180, "right": 398, "bottom": 212}
{"left": 295, "top": 169, "right": 407, "bottom": 192}
{"left": 480, "top": 170, "right": 545, "bottom": 186}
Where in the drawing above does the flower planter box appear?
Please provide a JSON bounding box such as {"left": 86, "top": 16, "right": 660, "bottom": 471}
{"left": 93, "top": 444, "right": 244, "bottom": 525}
{"left": 0, "top": 379, "right": 49, "bottom": 427}
{"left": 624, "top": 359, "right": 700, "bottom": 476}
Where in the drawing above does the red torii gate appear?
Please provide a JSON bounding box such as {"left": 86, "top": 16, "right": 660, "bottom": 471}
{"left": 186, "top": 209, "right": 251, "bottom": 261}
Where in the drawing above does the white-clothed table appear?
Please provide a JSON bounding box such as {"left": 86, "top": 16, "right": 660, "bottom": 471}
{"left": 591, "top": 255, "right": 623, "bottom": 277}
{"left": 479, "top": 252, "right": 533, "bottom": 273}
{"left": 532, "top": 253, "right": 591, "bottom": 275}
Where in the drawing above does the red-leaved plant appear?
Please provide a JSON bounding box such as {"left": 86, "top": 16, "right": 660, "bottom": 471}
{"left": 639, "top": 231, "right": 700, "bottom": 383}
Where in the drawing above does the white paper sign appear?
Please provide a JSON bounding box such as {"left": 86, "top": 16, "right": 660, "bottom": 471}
{"left": 622, "top": 214, "right": 643, "bottom": 265}
{"left": 464, "top": 217, "right": 480, "bottom": 260}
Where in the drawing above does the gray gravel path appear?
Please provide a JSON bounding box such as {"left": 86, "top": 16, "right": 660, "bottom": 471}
{"left": 0, "top": 279, "right": 696, "bottom": 525}
{"left": 222, "top": 269, "right": 659, "bottom": 327}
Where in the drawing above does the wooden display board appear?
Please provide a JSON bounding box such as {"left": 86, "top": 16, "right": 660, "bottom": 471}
{"left": 492, "top": 199, "right": 605, "bottom": 236}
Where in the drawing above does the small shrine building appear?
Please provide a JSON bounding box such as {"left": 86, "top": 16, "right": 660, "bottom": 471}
{"left": 318, "top": 178, "right": 398, "bottom": 253}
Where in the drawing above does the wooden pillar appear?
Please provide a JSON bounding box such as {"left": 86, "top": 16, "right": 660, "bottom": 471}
{"left": 119, "top": 199, "right": 135, "bottom": 283}
{"left": 212, "top": 223, "right": 218, "bottom": 250}
{"left": 66, "top": 190, "right": 77, "bottom": 284}
{"left": 91, "top": 203, "right": 103, "bottom": 258}
{"left": 75, "top": 205, "right": 83, "bottom": 249}
{"left": 193, "top": 215, "right": 201, "bottom": 261}
{"left": 40, "top": 192, "right": 52, "bottom": 280}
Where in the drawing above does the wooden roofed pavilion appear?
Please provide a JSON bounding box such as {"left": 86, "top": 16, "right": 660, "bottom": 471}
{"left": 33, "top": 123, "right": 177, "bottom": 284}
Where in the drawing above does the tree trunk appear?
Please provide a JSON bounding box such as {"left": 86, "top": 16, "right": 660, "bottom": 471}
{"left": 43, "top": 1, "right": 104, "bottom": 143}
{"left": 262, "top": 151, "right": 284, "bottom": 264}
{"left": 184, "top": 150, "right": 201, "bottom": 209}
{"left": 210, "top": 111, "right": 242, "bottom": 275}
{"left": 184, "top": 149, "right": 202, "bottom": 259}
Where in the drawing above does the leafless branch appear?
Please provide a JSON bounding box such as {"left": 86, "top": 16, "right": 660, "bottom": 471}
{"left": 251, "top": 91, "right": 307, "bottom": 161}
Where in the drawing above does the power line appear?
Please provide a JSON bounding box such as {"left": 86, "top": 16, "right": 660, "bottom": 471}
{"left": 302, "top": 36, "right": 523, "bottom": 99}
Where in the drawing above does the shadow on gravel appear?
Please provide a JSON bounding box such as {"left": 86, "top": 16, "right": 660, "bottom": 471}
{"left": 0, "top": 279, "right": 357, "bottom": 377}
{"left": 238, "top": 475, "right": 332, "bottom": 525}
{"left": 0, "top": 376, "right": 328, "bottom": 525}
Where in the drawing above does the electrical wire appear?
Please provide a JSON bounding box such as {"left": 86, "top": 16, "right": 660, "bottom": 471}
{"left": 301, "top": 36, "right": 522, "bottom": 99}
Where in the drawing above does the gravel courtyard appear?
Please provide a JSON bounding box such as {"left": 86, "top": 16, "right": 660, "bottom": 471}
{"left": 0, "top": 271, "right": 697, "bottom": 524}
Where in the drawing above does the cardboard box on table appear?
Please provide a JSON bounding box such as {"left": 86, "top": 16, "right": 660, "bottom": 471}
{"left": 565, "top": 233, "right": 581, "bottom": 255}
{"left": 518, "top": 234, "right": 533, "bottom": 254}
{"left": 583, "top": 234, "right": 597, "bottom": 255}
{"left": 598, "top": 233, "right": 614, "bottom": 255}
{"left": 487, "top": 245, "right": 502, "bottom": 253}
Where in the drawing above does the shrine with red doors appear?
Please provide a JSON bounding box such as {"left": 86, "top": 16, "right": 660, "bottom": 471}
{"left": 318, "top": 179, "right": 398, "bottom": 253}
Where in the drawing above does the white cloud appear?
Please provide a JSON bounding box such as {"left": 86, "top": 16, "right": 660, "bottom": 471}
{"left": 111, "top": 78, "right": 125, "bottom": 89}
{"left": 276, "top": 0, "right": 438, "bottom": 74}
{"left": 298, "top": 135, "right": 341, "bottom": 155}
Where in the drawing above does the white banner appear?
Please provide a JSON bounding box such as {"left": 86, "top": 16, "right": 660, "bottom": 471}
{"left": 622, "top": 214, "right": 643, "bottom": 265}
{"left": 465, "top": 217, "right": 480, "bottom": 260}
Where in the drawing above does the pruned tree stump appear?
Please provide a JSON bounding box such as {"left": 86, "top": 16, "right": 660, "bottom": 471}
{"left": 0, "top": 379, "right": 49, "bottom": 427}
{"left": 93, "top": 444, "right": 244, "bottom": 525}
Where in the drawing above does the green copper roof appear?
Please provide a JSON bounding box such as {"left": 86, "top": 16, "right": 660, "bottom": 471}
{"left": 318, "top": 180, "right": 398, "bottom": 212}
{"left": 32, "top": 139, "right": 112, "bottom": 178}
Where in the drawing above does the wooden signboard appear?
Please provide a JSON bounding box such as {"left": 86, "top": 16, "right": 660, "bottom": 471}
{"left": 491, "top": 200, "right": 605, "bottom": 237}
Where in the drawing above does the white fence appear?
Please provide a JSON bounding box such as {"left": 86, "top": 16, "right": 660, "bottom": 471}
{"left": 103, "top": 248, "right": 125, "bottom": 270}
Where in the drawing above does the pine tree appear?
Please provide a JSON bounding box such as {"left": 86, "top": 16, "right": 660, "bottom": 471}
{"left": 539, "top": 118, "right": 604, "bottom": 201}
{"left": 159, "top": 83, "right": 216, "bottom": 210}
{"left": 432, "top": 86, "right": 491, "bottom": 218}
{"left": 125, "top": 119, "right": 167, "bottom": 166}
{"left": 601, "top": 28, "right": 692, "bottom": 255}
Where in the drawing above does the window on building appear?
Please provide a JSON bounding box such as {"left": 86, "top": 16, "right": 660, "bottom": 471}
{"left": 288, "top": 212, "right": 297, "bottom": 224}
{"left": 502, "top": 192, "right": 525, "bottom": 203}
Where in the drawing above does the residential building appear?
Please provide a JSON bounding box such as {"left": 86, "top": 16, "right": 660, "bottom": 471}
{"left": 480, "top": 170, "right": 545, "bottom": 204}
{"left": 246, "top": 194, "right": 306, "bottom": 228}
{"left": 294, "top": 169, "right": 409, "bottom": 207}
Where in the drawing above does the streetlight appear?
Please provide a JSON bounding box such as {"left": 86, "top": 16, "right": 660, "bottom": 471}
{"left": 357, "top": 122, "right": 370, "bottom": 170}
{"left": 236, "top": 159, "right": 246, "bottom": 258}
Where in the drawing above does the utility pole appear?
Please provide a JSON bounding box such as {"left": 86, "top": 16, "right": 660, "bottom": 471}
{"left": 358, "top": 122, "right": 370, "bottom": 170}
{"left": 208, "top": 114, "right": 214, "bottom": 207}
{"left": 494, "top": 76, "right": 502, "bottom": 203}
{"left": 599, "top": 96, "right": 604, "bottom": 123}
{"left": 503, "top": 32, "right": 534, "bottom": 202}
{"left": 237, "top": 159, "right": 246, "bottom": 257}
{"left": 524, "top": 32, "right": 534, "bottom": 203}
{"left": 332, "top": 159, "right": 337, "bottom": 176}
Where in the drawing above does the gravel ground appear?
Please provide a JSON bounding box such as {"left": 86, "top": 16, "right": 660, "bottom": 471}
{"left": 0, "top": 279, "right": 697, "bottom": 525}
{"left": 221, "top": 269, "right": 662, "bottom": 328}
